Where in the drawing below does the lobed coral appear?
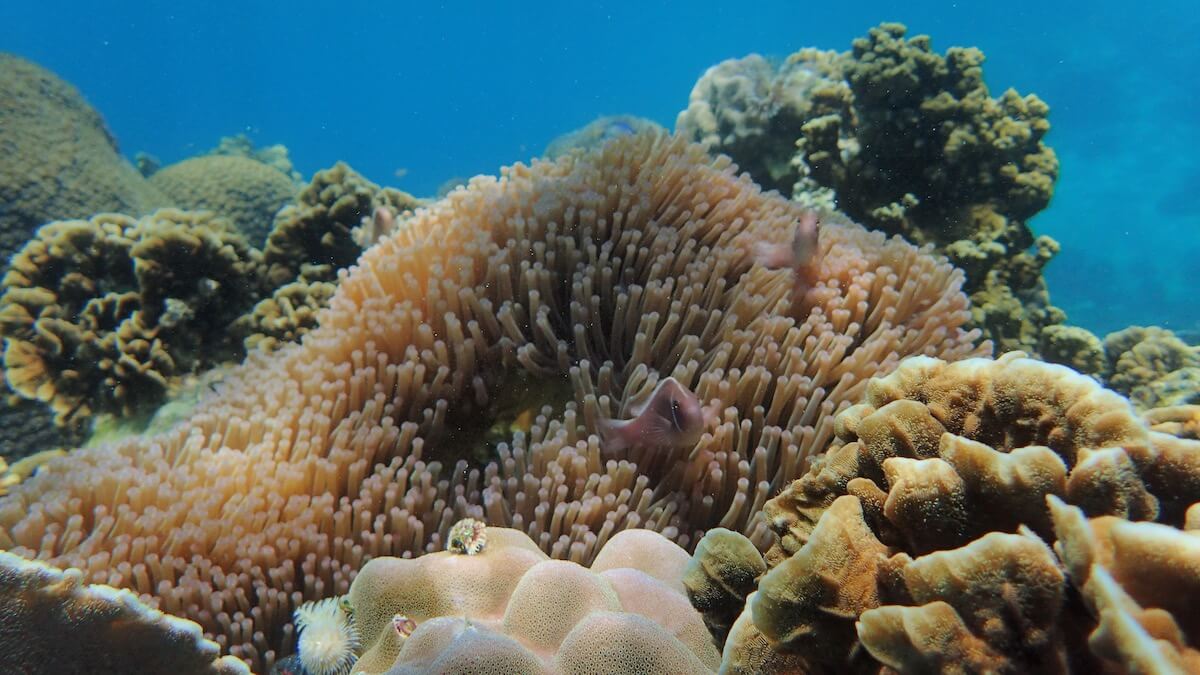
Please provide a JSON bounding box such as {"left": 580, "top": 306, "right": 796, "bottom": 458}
{"left": 687, "top": 352, "right": 1200, "bottom": 672}
{"left": 0, "top": 134, "right": 984, "bottom": 670}
{"left": 148, "top": 155, "right": 300, "bottom": 246}
{"left": 0, "top": 210, "right": 264, "bottom": 426}
{"left": 0, "top": 551, "right": 249, "bottom": 674}
{"left": 678, "top": 24, "right": 1066, "bottom": 355}
{"left": 339, "top": 524, "right": 717, "bottom": 673}
{"left": 1049, "top": 497, "right": 1200, "bottom": 673}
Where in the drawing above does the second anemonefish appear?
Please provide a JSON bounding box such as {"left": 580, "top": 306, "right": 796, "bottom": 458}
{"left": 753, "top": 210, "right": 822, "bottom": 288}
{"left": 598, "top": 377, "right": 715, "bottom": 451}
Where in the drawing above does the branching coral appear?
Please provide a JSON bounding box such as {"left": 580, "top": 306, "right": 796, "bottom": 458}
{"left": 0, "top": 551, "right": 249, "bottom": 674}
{"left": 678, "top": 24, "right": 1064, "bottom": 354}
{"left": 0, "top": 210, "right": 264, "bottom": 426}
{"left": 148, "top": 155, "right": 300, "bottom": 245}
{"left": 0, "top": 134, "right": 983, "bottom": 670}
{"left": 341, "top": 524, "right": 717, "bottom": 673}
{"left": 687, "top": 352, "right": 1200, "bottom": 673}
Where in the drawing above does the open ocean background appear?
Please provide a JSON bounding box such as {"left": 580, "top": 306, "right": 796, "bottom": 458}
{"left": 3, "top": 1, "right": 1196, "bottom": 337}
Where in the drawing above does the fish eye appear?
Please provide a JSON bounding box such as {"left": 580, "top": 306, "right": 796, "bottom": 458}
{"left": 669, "top": 397, "right": 683, "bottom": 430}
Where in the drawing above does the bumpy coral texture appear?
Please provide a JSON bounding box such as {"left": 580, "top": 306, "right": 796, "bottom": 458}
{"left": 345, "top": 526, "right": 717, "bottom": 673}
{"left": 0, "top": 53, "right": 167, "bottom": 262}
{"left": 675, "top": 52, "right": 851, "bottom": 197}
{"left": 261, "top": 162, "right": 421, "bottom": 288}
{"left": 0, "top": 134, "right": 983, "bottom": 671}
{"left": 0, "top": 551, "right": 249, "bottom": 675}
{"left": 1103, "top": 325, "right": 1200, "bottom": 410}
{"left": 0, "top": 210, "right": 263, "bottom": 426}
{"left": 148, "top": 155, "right": 299, "bottom": 245}
{"left": 678, "top": 24, "right": 1064, "bottom": 355}
{"left": 695, "top": 352, "right": 1200, "bottom": 673}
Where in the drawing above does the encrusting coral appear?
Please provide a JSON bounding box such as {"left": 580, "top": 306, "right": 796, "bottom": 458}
{"left": 685, "top": 352, "right": 1200, "bottom": 673}
{"left": 148, "top": 155, "right": 300, "bottom": 246}
{"left": 0, "top": 133, "right": 984, "bottom": 671}
{"left": 678, "top": 24, "right": 1065, "bottom": 355}
{"left": 0, "top": 210, "right": 264, "bottom": 427}
{"left": 0, "top": 550, "right": 249, "bottom": 674}
{"left": 335, "top": 523, "right": 718, "bottom": 673}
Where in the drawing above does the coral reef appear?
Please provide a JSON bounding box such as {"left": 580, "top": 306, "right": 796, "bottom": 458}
{"left": 0, "top": 134, "right": 984, "bottom": 670}
{"left": 261, "top": 162, "right": 420, "bottom": 288}
{"left": 339, "top": 524, "right": 717, "bottom": 673}
{"left": 149, "top": 155, "right": 300, "bottom": 245}
{"left": 0, "top": 210, "right": 263, "bottom": 426}
{"left": 0, "top": 53, "right": 167, "bottom": 262}
{"left": 0, "top": 551, "right": 249, "bottom": 674}
{"left": 206, "top": 133, "right": 305, "bottom": 186}
{"left": 678, "top": 24, "right": 1065, "bottom": 354}
{"left": 544, "top": 115, "right": 667, "bottom": 159}
{"left": 1104, "top": 326, "right": 1200, "bottom": 409}
{"left": 685, "top": 352, "right": 1200, "bottom": 672}
{"left": 677, "top": 53, "right": 851, "bottom": 197}
{"left": 235, "top": 280, "right": 337, "bottom": 353}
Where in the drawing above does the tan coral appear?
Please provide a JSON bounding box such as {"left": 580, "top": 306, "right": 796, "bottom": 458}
{"left": 857, "top": 530, "right": 1068, "bottom": 674}
{"left": 1049, "top": 497, "right": 1200, "bottom": 672}
{"left": 0, "top": 551, "right": 248, "bottom": 674}
{"left": 1104, "top": 326, "right": 1200, "bottom": 410}
{"left": 149, "top": 155, "right": 299, "bottom": 245}
{"left": 261, "top": 162, "right": 421, "bottom": 287}
{"left": 683, "top": 527, "right": 767, "bottom": 646}
{"left": 0, "top": 134, "right": 984, "bottom": 670}
{"left": 702, "top": 352, "right": 1200, "bottom": 673}
{"left": 0, "top": 210, "right": 263, "bottom": 426}
{"left": 344, "top": 525, "right": 717, "bottom": 674}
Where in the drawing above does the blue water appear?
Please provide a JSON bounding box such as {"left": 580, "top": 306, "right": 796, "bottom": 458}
{"left": 3, "top": 2, "right": 1197, "bottom": 336}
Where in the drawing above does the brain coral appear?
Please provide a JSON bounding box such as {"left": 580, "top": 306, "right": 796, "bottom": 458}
{"left": 339, "top": 525, "right": 717, "bottom": 673}
{"left": 0, "top": 133, "right": 983, "bottom": 670}
{"left": 0, "top": 53, "right": 166, "bottom": 262}
{"left": 689, "top": 352, "right": 1200, "bottom": 673}
{"left": 678, "top": 24, "right": 1064, "bottom": 355}
{"left": 148, "top": 155, "right": 300, "bottom": 246}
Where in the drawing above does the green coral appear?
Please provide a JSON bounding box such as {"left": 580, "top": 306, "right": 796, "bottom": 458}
{"left": 678, "top": 24, "right": 1066, "bottom": 355}
{"left": 148, "top": 155, "right": 299, "bottom": 245}
{"left": 0, "top": 53, "right": 167, "bottom": 262}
